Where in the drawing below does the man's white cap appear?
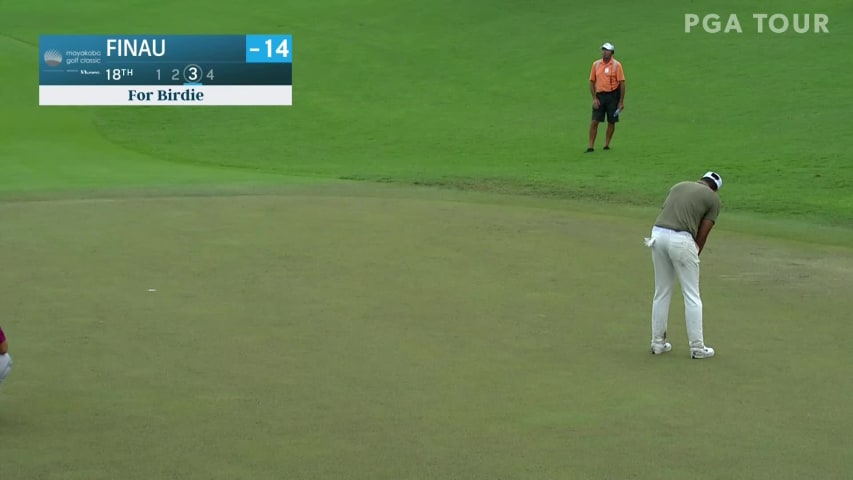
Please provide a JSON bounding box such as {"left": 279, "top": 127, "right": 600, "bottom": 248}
{"left": 601, "top": 42, "right": 615, "bottom": 52}
{"left": 703, "top": 171, "right": 723, "bottom": 190}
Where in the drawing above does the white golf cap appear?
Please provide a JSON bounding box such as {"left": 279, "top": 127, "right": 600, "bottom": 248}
{"left": 601, "top": 42, "right": 615, "bottom": 51}
{"left": 702, "top": 171, "right": 723, "bottom": 190}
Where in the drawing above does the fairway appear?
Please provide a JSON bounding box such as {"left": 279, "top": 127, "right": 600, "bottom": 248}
{"left": 2, "top": 0, "right": 853, "bottom": 478}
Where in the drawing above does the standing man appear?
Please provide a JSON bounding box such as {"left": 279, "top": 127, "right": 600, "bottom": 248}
{"left": 0, "top": 324, "right": 11, "bottom": 387}
{"left": 644, "top": 172, "right": 723, "bottom": 359}
{"left": 586, "top": 42, "right": 625, "bottom": 153}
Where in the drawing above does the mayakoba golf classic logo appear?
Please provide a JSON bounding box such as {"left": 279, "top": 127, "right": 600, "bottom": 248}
{"left": 685, "top": 13, "right": 829, "bottom": 33}
{"left": 43, "top": 48, "right": 63, "bottom": 66}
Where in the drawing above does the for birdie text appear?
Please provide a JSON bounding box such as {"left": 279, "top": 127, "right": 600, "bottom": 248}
{"left": 127, "top": 88, "right": 204, "bottom": 102}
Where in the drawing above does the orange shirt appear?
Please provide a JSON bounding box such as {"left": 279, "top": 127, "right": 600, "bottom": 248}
{"left": 589, "top": 59, "right": 625, "bottom": 93}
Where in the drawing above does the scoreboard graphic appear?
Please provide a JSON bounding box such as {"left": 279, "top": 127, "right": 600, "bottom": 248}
{"left": 39, "top": 35, "right": 292, "bottom": 106}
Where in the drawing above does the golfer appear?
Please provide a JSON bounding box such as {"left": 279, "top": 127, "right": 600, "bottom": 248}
{"left": 644, "top": 172, "right": 722, "bottom": 359}
{"left": 0, "top": 324, "right": 11, "bottom": 386}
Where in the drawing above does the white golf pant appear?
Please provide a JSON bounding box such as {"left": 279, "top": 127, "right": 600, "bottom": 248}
{"left": 0, "top": 353, "right": 11, "bottom": 385}
{"left": 647, "top": 226, "right": 705, "bottom": 348}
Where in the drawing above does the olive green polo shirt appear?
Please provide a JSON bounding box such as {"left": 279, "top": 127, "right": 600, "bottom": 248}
{"left": 654, "top": 181, "right": 721, "bottom": 239}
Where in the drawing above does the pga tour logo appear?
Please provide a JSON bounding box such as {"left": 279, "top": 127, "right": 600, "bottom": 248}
{"left": 685, "top": 13, "right": 829, "bottom": 33}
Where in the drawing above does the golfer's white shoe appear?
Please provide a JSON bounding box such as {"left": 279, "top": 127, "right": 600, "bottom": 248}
{"left": 690, "top": 346, "right": 715, "bottom": 359}
{"left": 650, "top": 342, "right": 672, "bottom": 355}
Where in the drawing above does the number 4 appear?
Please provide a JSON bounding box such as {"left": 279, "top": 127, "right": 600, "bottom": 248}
{"left": 265, "top": 38, "right": 289, "bottom": 58}
{"left": 206, "top": 69, "right": 214, "bottom": 80}
{"left": 275, "top": 39, "right": 289, "bottom": 57}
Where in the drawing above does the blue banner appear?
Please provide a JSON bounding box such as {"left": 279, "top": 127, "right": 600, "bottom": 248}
{"left": 39, "top": 35, "right": 292, "bottom": 86}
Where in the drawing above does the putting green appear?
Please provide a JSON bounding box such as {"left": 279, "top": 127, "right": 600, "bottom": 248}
{"left": 1, "top": 183, "right": 851, "bottom": 479}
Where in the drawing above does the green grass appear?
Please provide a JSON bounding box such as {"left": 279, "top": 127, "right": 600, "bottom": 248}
{"left": 1, "top": 1, "right": 853, "bottom": 479}
{"left": 2, "top": 189, "right": 852, "bottom": 480}
{"left": 3, "top": 0, "right": 853, "bottom": 224}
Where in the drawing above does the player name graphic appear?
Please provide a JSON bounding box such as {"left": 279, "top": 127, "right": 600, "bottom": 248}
{"left": 106, "top": 38, "right": 165, "bottom": 56}
{"left": 39, "top": 34, "right": 293, "bottom": 106}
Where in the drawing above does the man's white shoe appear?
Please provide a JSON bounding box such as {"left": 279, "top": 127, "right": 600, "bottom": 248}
{"left": 650, "top": 342, "right": 672, "bottom": 355}
{"left": 690, "top": 346, "right": 715, "bottom": 359}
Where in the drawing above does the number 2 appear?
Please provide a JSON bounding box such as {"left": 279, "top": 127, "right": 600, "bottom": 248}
{"left": 171, "top": 69, "right": 179, "bottom": 81}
